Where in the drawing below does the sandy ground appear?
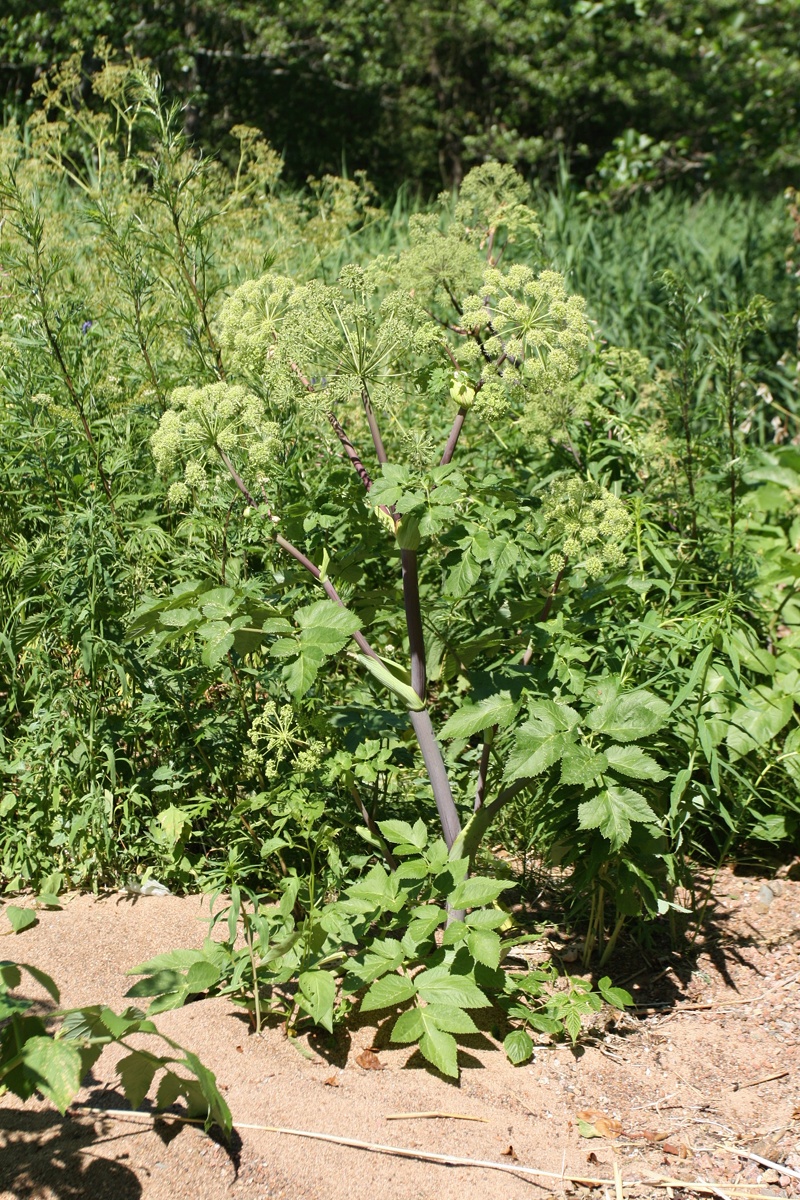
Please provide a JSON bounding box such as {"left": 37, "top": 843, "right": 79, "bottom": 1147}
{"left": 1, "top": 868, "right": 799, "bottom": 1200}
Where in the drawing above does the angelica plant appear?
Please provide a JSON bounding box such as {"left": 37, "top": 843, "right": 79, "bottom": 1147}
{"left": 149, "top": 161, "right": 651, "bottom": 881}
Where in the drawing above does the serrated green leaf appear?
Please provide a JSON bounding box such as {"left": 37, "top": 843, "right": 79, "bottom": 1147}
{"left": 295, "top": 599, "right": 361, "bottom": 635}
{"left": 391, "top": 1006, "right": 424, "bottom": 1043}
{"left": 19, "top": 1036, "right": 83, "bottom": 1113}
{"left": 564, "top": 1005, "right": 583, "bottom": 1042}
{"left": 504, "top": 701, "right": 579, "bottom": 780}
{"left": 285, "top": 650, "right": 320, "bottom": 698}
{"left": 418, "top": 1014, "right": 459, "bottom": 1077}
{"left": 125, "top": 969, "right": 186, "bottom": 998}
{"left": 444, "top": 551, "right": 480, "bottom": 599}
{"left": 503, "top": 1029, "right": 534, "bottom": 1065}
{"left": 605, "top": 745, "right": 666, "bottom": 781}
{"left": 597, "top": 977, "right": 633, "bottom": 1009}
{"left": 377, "top": 819, "right": 417, "bottom": 845}
{"left": 117, "top": 1052, "right": 158, "bottom": 1110}
{"left": 726, "top": 690, "right": 793, "bottom": 760}
{"left": 424, "top": 1004, "right": 478, "bottom": 1034}
{"left": 447, "top": 876, "right": 513, "bottom": 909}
{"left": 199, "top": 622, "right": 235, "bottom": 667}
{"left": 297, "top": 969, "right": 337, "bottom": 1032}
{"left": 360, "top": 973, "right": 417, "bottom": 1012}
{"left": 156, "top": 805, "right": 190, "bottom": 845}
{"left": 415, "top": 967, "right": 490, "bottom": 1009}
{"left": 185, "top": 960, "right": 220, "bottom": 992}
{"left": 560, "top": 745, "right": 608, "bottom": 786}
{"left": 585, "top": 690, "right": 668, "bottom": 742}
{"left": 466, "top": 928, "right": 501, "bottom": 969}
{"left": 578, "top": 786, "right": 656, "bottom": 850}
{"left": 441, "top": 692, "right": 520, "bottom": 740}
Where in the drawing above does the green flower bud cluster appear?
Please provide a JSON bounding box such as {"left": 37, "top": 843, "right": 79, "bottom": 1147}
{"left": 151, "top": 381, "right": 281, "bottom": 500}
{"left": 218, "top": 273, "right": 294, "bottom": 379}
{"left": 452, "top": 161, "right": 541, "bottom": 248}
{"left": 541, "top": 477, "right": 632, "bottom": 579}
{"left": 448, "top": 265, "right": 589, "bottom": 421}
{"left": 244, "top": 700, "right": 325, "bottom": 780}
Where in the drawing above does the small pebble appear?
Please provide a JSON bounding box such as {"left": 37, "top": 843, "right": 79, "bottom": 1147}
{"left": 757, "top": 884, "right": 776, "bottom": 906}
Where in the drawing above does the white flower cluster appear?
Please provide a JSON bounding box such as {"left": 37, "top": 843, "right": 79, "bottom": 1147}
{"left": 151, "top": 381, "right": 281, "bottom": 503}
{"left": 541, "top": 476, "right": 632, "bottom": 579}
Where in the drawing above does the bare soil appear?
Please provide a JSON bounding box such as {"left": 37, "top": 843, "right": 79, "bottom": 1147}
{"left": 1, "top": 867, "right": 799, "bottom": 1200}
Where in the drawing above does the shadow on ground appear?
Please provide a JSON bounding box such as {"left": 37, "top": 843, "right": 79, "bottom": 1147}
{"left": 0, "top": 1108, "right": 142, "bottom": 1200}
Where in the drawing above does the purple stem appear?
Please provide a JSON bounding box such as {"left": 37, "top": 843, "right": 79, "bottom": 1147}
{"left": 440, "top": 406, "right": 467, "bottom": 467}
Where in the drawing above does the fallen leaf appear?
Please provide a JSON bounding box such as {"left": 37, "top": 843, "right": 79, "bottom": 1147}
{"left": 356, "top": 1048, "right": 385, "bottom": 1071}
{"left": 235, "top": 1045, "right": 243, "bottom": 1053}
{"left": 323, "top": 1075, "right": 340, "bottom": 1087}
{"left": 501, "top": 1145, "right": 519, "bottom": 1161}
{"left": 661, "top": 1142, "right": 690, "bottom": 1159}
{"left": 628, "top": 1130, "right": 670, "bottom": 1143}
{"left": 577, "top": 1110, "right": 622, "bottom": 1139}
{"left": 586, "top": 1151, "right": 599, "bottom": 1165}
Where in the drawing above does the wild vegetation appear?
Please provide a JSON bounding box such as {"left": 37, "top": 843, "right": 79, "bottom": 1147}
{"left": 1, "top": 51, "right": 799, "bottom": 1113}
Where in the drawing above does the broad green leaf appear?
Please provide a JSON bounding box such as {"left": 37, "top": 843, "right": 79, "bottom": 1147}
{"left": 781, "top": 726, "right": 800, "bottom": 784}
{"left": 466, "top": 928, "right": 501, "bottom": 970}
{"left": 6, "top": 906, "right": 37, "bottom": 934}
{"left": 360, "top": 973, "right": 417, "bottom": 1012}
{"left": 390, "top": 1007, "right": 424, "bottom": 1043}
{"left": 424, "top": 1003, "right": 478, "bottom": 1034}
{"left": 503, "top": 1029, "right": 534, "bottom": 1065}
{"left": 127, "top": 949, "right": 208, "bottom": 976}
{"left": 20, "top": 1036, "right": 83, "bottom": 1114}
{"left": 285, "top": 650, "right": 321, "bottom": 698}
{"left": 297, "top": 970, "right": 336, "bottom": 1032}
{"left": 418, "top": 1014, "right": 459, "bottom": 1077}
{"left": 505, "top": 726, "right": 575, "bottom": 781}
{"left": 448, "top": 876, "right": 513, "bottom": 909}
{"left": 199, "top": 622, "right": 235, "bottom": 667}
{"left": 564, "top": 1006, "right": 582, "bottom": 1043}
{"left": 377, "top": 819, "right": 417, "bottom": 846}
{"left": 415, "top": 967, "right": 490, "bottom": 1009}
{"left": 444, "top": 551, "right": 480, "bottom": 599}
{"left": 157, "top": 805, "right": 190, "bottom": 845}
{"left": 345, "top": 862, "right": 397, "bottom": 910}
{"left": 578, "top": 786, "right": 657, "bottom": 850}
{"left": 464, "top": 909, "right": 508, "bottom": 930}
{"left": 597, "top": 977, "right": 633, "bottom": 1010}
{"left": 117, "top": 1051, "right": 158, "bottom": 1110}
{"left": 295, "top": 599, "right": 361, "bottom": 636}
{"left": 605, "top": 745, "right": 666, "bottom": 781}
{"left": 726, "top": 690, "right": 793, "bottom": 760}
{"left": 504, "top": 700, "right": 580, "bottom": 779}
{"left": 5, "top": 963, "right": 59, "bottom": 1004}
{"left": 185, "top": 960, "right": 221, "bottom": 992}
{"left": 585, "top": 689, "right": 668, "bottom": 742}
{"left": 125, "top": 969, "right": 186, "bottom": 998}
{"left": 440, "top": 692, "right": 520, "bottom": 740}
{"left": 560, "top": 745, "right": 608, "bottom": 786}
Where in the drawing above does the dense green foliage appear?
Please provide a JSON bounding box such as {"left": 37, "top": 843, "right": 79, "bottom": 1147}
{"left": 2, "top": 1, "right": 799, "bottom": 191}
{"left": 1, "top": 58, "right": 799, "bottom": 1049}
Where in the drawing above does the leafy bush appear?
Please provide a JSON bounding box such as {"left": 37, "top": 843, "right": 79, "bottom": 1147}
{"left": 125, "top": 823, "right": 631, "bottom": 1075}
{"left": 1, "top": 57, "right": 798, "bottom": 990}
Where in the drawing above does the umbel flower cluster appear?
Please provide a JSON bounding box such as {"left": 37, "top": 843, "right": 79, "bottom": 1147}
{"left": 151, "top": 162, "right": 627, "bottom": 578}
{"left": 540, "top": 477, "right": 633, "bottom": 579}
{"left": 151, "top": 381, "right": 282, "bottom": 504}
